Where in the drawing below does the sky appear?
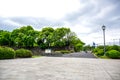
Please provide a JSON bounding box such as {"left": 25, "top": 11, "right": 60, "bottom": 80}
{"left": 0, "top": 0, "right": 120, "bottom": 45}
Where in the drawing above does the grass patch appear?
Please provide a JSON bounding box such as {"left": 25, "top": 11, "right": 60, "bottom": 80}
{"left": 32, "top": 55, "right": 42, "bottom": 58}
{"left": 99, "top": 56, "right": 110, "bottom": 59}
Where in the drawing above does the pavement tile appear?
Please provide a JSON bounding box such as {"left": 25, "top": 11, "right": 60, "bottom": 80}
{"left": 0, "top": 57, "right": 120, "bottom": 80}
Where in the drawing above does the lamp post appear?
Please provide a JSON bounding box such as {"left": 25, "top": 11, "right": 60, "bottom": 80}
{"left": 102, "top": 25, "right": 106, "bottom": 55}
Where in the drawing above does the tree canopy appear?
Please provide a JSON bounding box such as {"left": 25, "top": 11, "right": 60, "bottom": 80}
{"left": 0, "top": 26, "right": 84, "bottom": 51}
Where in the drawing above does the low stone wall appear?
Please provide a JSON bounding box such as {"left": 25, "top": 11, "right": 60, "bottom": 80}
{"left": 41, "top": 53, "right": 63, "bottom": 57}
{"left": 11, "top": 46, "right": 70, "bottom": 56}
{"left": 28, "top": 47, "right": 45, "bottom": 55}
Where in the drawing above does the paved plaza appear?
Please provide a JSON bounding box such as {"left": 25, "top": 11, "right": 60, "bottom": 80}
{"left": 0, "top": 57, "right": 120, "bottom": 80}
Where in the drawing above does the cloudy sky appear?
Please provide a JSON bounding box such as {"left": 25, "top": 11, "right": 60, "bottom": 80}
{"left": 0, "top": 0, "right": 120, "bottom": 45}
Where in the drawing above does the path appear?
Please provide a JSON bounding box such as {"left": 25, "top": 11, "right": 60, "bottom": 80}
{"left": 0, "top": 57, "right": 120, "bottom": 80}
{"left": 62, "top": 51, "right": 96, "bottom": 58}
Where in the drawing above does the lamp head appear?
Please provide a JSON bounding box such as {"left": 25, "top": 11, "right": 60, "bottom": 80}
{"left": 102, "top": 25, "right": 106, "bottom": 30}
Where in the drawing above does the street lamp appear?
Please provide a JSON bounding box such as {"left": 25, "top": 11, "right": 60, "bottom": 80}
{"left": 102, "top": 25, "right": 106, "bottom": 55}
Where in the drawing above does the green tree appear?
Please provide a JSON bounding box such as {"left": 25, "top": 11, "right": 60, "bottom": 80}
{"left": 11, "top": 25, "right": 37, "bottom": 48}
{"left": 83, "top": 45, "right": 93, "bottom": 51}
{"left": 0, "top": 26, "right": 84, "bottom": 51}
{"left": 0, "top": 30, "right": 11, "bottom": 46}
{"left": 37, "top": 27, "right": 54, "bottom": 49}
{"left": 51, "top": 27, "right": 71, "bottom": 48}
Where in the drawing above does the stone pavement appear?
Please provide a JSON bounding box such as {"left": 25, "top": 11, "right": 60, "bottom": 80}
{"left": 0, "top": 57, "right": 120, "bottom": 80}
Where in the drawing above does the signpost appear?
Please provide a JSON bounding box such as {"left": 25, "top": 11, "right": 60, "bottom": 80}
{"left": 45, "top": 49, "right": 51, "bottom": 53}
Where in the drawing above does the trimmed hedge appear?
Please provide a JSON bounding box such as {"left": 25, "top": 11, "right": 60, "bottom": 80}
{"left": 54, "top": 50, "right": 71, "bottom": 54}
{"left": 0, "top": 46, "right": 15, "bottom": 59}
{"left": 16, "top": 49, "right": 33, "bottom": 58}
{"left": 93, "top": 48, "right": 99, "bottom": 53}
{"left": 70, "top": 50, "right": 74, "bottom": 53}
{"left": 106, "top": 45, "right": 120, "bottom": 52}
{"left": 95, "top": 49, "right": 104, "bottom": 56}
{"left": 106, "top": 50, "right": 120, "bottom": 59}
{"left": 54, "top": 51, "right": 61, "bottom": 53}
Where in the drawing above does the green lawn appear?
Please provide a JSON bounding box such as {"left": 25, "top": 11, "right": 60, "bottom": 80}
{"left": 32, "top": 55, "right": 42, "bottom": 58}
{"left": 99, "top": 56, "right": 110, "bottom": 59}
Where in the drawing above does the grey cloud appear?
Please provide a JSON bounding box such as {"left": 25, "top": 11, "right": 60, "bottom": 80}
{"left": 62, "top": 0, "right": 120, "bottom": 33}
{"left": 63, "top": 1, "right": 95, "bottom": 23}
{"left": 0, "top": 17, "right": 65, "bottom": 31}
{"left": 10, "top": 17, "right": 64, "bottom": 28}
{"left": 0, "top": 17, "right": 19, "bottom": 31}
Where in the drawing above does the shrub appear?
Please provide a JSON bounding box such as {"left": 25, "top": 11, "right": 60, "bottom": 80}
{"left": 54, "top": 51, "right": 61, "bottom": 53}
{"left": 97, "top": 46, "right": 104, "bottom": 49}
{"left": 0, "top": 46, "right": 15, "bottom": 59}
{"left": 106, "top": 50, "right": 120, "bottom": 59}
{"left": 16, "top": 49, "right": 33, "bottom": 58}
{"left": 70, "top": 50, "right": 74, "bottom": 53}
{"left": 112, "top": 45, "right": 120, "bottom": 51}
{"left": 119, "top": 46, "right": 120, "bottom": 51}
{"left": 95, "top": 49, "right": 104, "bottom": 56}
{"left": 83, "top": 45, "right": 92, "bottom": 51}
{"left": 74, "top": 43, "right": 83, "bottom": 52}
{"left": 106, "top": 45, "right": 120, "bottom": 52}
{"left": 93, "top": 48, "right": 99, "bottom": 53}
{"left": 93, "top": 48, "right": 103, "bottom": 53}
{"left": 106, "top": 46, "right": 113, "bottom": 52}
{"left": 60, "top": 50, "right": 71, "bottom": 54}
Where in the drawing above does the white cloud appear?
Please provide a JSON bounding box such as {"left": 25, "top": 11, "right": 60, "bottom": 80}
{"left": 0, "top": 0, "right": 81, "bottom": 20}
{"left": 70, "top": 24, "right": 92, "bottom": 34}
{"left": 106, "top": 29, "right": 120, "bottom": 39}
